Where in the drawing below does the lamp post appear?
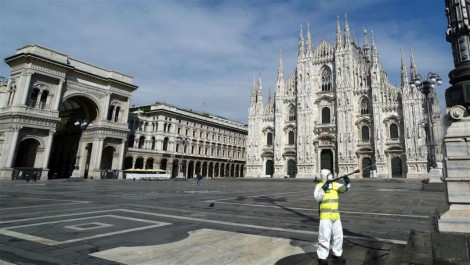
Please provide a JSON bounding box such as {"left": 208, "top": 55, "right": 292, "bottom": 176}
{"left": 176, "top": 136, "right": 189, "bottom": 178}
{"left": 70, "top": 119, "right": 92, "bottom": 178}
{"left": 410, "top": 72, "right": 442, "bottom": 170}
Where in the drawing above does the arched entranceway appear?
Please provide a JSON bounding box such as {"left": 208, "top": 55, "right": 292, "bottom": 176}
{"left": 188, "top": 161, "right": 195, "bottom": 178}
{"left": 101, "top": 146, "right": 116, "bottom": 170}
{"left": 265, "top": 160, "right": 274, "bottom": 176}
{"left": 135, "top": 157, "right": 144, "bottom": 169}
{"left": 320, "top": 149, "right": 333, "bottom": 172}
{"left": 287, "top": 159, "right": 296, "bottom": 178}
{"left": 202, "top": 162, "right": 208, "bottom": 177}
{"left": 214, "top": 163, "right": 219, "bottom": 177}
{"left": 209, "top": 162, "right": 214, "bottom": 178}
{"left": 172, "top": 160, "right": 179, "bottom": 178}
{"left": 48, "top": 96, "right": 98, "bottom": 179}
{"left": 160, "top": 158, "right": 167, "bottom": 171}
{"left": 391, "top": 156, "right": 403, "bottom": 177}
{"left": 145, "top": 158, "right": 154, "bottom": 169}
{"left": 362, "top": 157, "right": 372, "bottom": 178}
{"left": 14, "top": 139, "right": 40, "bottom": 167}
{"left": 123, "top": 157, "right": 133, "bottom": 170}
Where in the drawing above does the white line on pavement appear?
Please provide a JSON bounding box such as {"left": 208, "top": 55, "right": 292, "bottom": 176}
{"left": 0, "top": 202, "right": 89, "bottom": 211}
{"left": 119, "top": 209, "right": 408, "bottom": 245}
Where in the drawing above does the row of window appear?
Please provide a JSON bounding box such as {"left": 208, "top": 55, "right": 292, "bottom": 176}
{"left": 128, "top": 135, "right": 244, "bottom": 159}
{"left": 288, "top": 101, "right": 370, "bottom": 124}
{"left": 129, "top": 120, "right": 244, "bottom": 146}
{"left": 264, "top": 124, "right": 400, "bottom": 145}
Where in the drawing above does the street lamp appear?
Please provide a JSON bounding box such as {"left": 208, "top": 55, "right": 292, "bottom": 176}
{"left": 410, "top": 72, "right": 442, "bottom": 169}
{"left": 176, "top": 136, "right": 189, "bottom": 178}
{"left": 71, "top": 119, "right": 92, "bottom": 178}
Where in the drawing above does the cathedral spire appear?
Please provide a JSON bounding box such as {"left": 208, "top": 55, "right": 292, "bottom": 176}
{"left": 298, "top": 24, "right": 305, "bottom": 59}
{"left": 363, "top": 28, "right": 370, "bottom": 60}
{"left": 306, "top": 22, "right": 313, "bottom": 57}
{"left": 401, "top": 49, "right": 409, "bottom": 88}
{"left": 277, "top": 49, "right": 284, "bottom": 79}
{"left": 371, "top": 30, "right": 378, "bottom": 64}
{"left": 344, "top": 14, "right": 350, "bottom": 46}
{"left": 410, "top": 48, "right": 418, "bottom": 80}
{"left": 250, "top": 74, "right": 258, "bottom": 106}
{"left": 336, "top": 16, "right": 342, "bottom": 47}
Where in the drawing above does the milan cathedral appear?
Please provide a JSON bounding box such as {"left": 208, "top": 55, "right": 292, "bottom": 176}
{"left": 246, "top": 16, "right": 443, "bottom": 179}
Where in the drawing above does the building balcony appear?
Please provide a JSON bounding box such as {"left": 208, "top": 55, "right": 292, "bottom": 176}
{"left": 314, "top": 123, "right": 336, "bottom": 134}
{"left": 385, "top": 138, "right": 401, "bottom": 145}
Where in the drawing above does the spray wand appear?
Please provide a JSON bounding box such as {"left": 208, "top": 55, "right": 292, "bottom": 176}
{"left": 326, "top": 168, "right": 360, "bottom": 183}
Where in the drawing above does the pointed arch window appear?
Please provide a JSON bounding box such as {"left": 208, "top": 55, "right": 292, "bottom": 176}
{"left": 390, "top": 124, "right": 399, "bottom": 139}
{"left": 128, "top": 135, "right": 135, "bottom": 148}
{"left": 267, "top": 132, "right": 273, "bottom": 146}
{"left": 114, "top": 106, "right": 121, "bottom": 122}
{"left": 361, "top": 125, "right": 370, "bottom": 141}
{"left": 151, "top": 137, "right": 156, "bottom": 150}
{"left": 321, "top": 67, "right": 332, "bottom": 91}
{"left": 360, "top": 98, "right": 370, "bottom": 114}
{"left": 321, "top": 107, "right": 331, "bottom": 124}
{"left": 138, "top": 136, "right": 145, "bottom": 149}
{"left": 163, "top": 137, "right": 169, "bottom": 151}
{"left": 107, "top": 105, "right": 115, "bottom": 121}
{"left": 288, "top": 106, "right": 296, "bottom": 121}
{"left": 29, "top": 88, "right": 40, "bottom": 107}
{"left": 288, "top": 131, "right": 295, "bottom": 145}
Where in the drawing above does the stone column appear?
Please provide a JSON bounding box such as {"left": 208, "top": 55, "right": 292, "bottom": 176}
{"left": 20, "top": 71, "right": 33, "bottom": 106}
{"left": 35, "top": 91, "right": 43, "bottom": 108}
{"left": 117, "top": 139, "right": 126, "bottom": 178}
{"left": 5, "top": 126, "right": 21, "bottom": 168}
{"left": 42, "top": 129, "right": 55, "bottom": 169}
{"left": 4, "top": 78, "right": 12, "bottom": 106}
{"left": 439, "top": 0, "right": 470, "bottom": 233}
{"left": 53, "top": 79, "right": 64, "bottom": 110}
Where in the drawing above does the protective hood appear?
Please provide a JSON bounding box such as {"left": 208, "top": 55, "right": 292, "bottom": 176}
{"left": 320, "top": 169, "right": 333, "bottom": 182}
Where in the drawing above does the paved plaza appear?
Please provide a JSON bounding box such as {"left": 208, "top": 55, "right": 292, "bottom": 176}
{"left": 0, "top": 178, "right": 447, "bottom": 264}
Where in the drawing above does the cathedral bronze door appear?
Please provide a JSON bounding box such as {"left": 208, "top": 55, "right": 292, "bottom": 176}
{"left": 287, "top": 159, "right": 296, "bottom": 178}
{"left": 265, "top": 160, "right": 274, "bottom": 176}
{"left": 362, "top": 157, "right": 372, "bottom": 178}
{"left": 391, "top": 156, "right": 403, "bottom": 177}
{"left": 320, "top": 150, "right": 333, "bottom": 172}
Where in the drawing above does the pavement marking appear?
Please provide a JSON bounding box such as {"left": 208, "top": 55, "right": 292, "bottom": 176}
{"left": 0, "top": 259, "right": 16, "bottom": 265}
{"left": 0, "top": 209, "right": 118, "bottom": 225}
{"left": 206, "top": 201, "right": 429, "bottom": 219}
{"left": 64, "top": 222, "right": 114, "bottom": 231}
{"left": 0, "top": 214, "right": 171, "bottom": 246}
{"left": 0, "top": 202, "right": 89, "bottom": 211}
{"left": 0, "top": 197, "right": 90, "bottom": 210}
{"left": 377, "top": 189, "right": 410, "bottom": 192}
{"left": 91, "top": 228, "right": 314, "bottom": 265}
{"left": 183, "top": 190, "right": 222, "bottom": 193}
{"left": 120, "top": 209, "right": 408, "bottom": 245}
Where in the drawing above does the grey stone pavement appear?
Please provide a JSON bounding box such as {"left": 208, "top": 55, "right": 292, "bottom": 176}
{"left": 0, "top": 178, "right": 451, "bottom": 265}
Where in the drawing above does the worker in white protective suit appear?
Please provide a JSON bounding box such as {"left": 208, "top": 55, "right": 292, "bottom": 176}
{"left": 314, "top": 169, "right": 350, "bottom": 265}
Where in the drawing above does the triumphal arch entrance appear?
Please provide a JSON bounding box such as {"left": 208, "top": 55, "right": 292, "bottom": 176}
{"left": 0, "top": 45, "right": 137, "bottom": 180}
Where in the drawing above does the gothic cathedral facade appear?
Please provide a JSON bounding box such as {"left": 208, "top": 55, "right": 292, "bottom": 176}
{"left": 246, "top": 17, "right": 443, "bottom": 179}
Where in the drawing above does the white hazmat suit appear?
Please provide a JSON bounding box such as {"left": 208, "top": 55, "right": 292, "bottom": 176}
{"left": 314, "top": 169, "right": 350, "bottom": 261}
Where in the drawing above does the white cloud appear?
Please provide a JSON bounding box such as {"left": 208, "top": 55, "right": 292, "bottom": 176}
{"left": 0, "top": 0, "right": 453, "bottom": 123}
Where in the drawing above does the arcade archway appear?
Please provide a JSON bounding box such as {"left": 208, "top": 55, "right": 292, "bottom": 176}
{"left": 48, "top": 96, "right": 98, "bottom": 179}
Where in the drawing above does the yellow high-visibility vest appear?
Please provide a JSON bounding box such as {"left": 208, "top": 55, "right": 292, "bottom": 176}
{"left": 317, "top": 182, "right": 340, "bottom": 220}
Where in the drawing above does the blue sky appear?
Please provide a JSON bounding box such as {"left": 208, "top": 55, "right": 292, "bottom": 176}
{"left": 0, "top": 0, "right": 452, "bottom": 124}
